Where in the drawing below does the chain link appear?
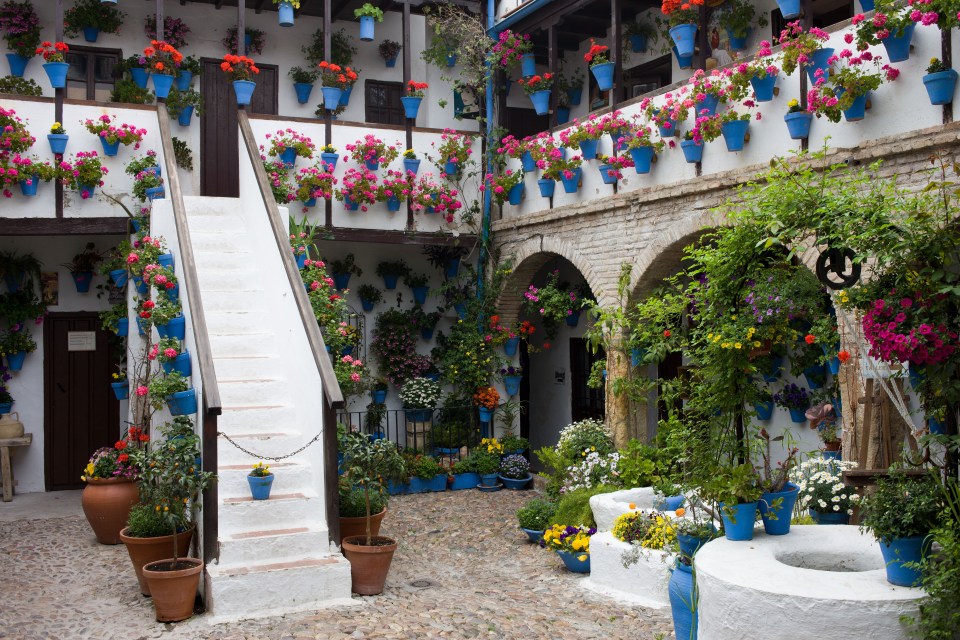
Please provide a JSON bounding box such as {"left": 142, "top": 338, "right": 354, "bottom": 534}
{"left": 217, "top": 430, "right": 325, "bottom": 461}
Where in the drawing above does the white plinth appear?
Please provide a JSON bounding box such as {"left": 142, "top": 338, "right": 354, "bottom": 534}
{"left": 695, "top": 525, "right": 926, "bottom": 640}
{"left": 582, "top": 531, "right": 673, "bottom": 609}
{"left": 589, "top": 487, "right": 656, "bottom": 532}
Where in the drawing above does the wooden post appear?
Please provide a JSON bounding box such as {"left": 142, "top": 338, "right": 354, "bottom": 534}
{"left": 55, "top": 0, "right": 64, "bottom": 219}
{"left": 237, "top": 0, "right": 245, "bottom": 56}
{"left": 156, "top": 0, "right": 164, "bottom": 41}
{"left": 800, "top": 0, "right": 813, "bottom": 152}
{"left": 610, "top": 0, "right": 622, "bottom": 107}
{"left": 548, "top": 25, "right": 557, "bottom": 129}
{"left": 943, "top": 27, "right": 953, "bottom": 124}
{"left": 324, "top": 0, "right": 333, "bottom": 229}
{"left": 857, "top": 379, "right": 877, "bottom": 469}
{"left": 403, "top": 1, "right": 413, "bottom": 230}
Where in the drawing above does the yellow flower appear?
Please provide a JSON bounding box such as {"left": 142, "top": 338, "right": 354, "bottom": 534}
{"left": 753, "top": 341, "right": 761, "bottom": 348}
{"left": 734, "top": 342, "right": 742, "bottom": 349}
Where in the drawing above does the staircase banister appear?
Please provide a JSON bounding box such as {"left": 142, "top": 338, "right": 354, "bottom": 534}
{"left": 156, "top": 106, "right": 222, "bottom": 417}
{"left": 236, "top": 110, "right": 345, "bottom": 410}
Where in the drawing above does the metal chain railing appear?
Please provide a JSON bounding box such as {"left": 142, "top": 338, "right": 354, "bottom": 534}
{"left": 217, "top": 430, "right": 324, "bottom": 461}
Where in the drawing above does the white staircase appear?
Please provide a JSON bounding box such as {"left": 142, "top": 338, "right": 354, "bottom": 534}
{"left": 182, "top": 196, "right": 353, "bottom": 622}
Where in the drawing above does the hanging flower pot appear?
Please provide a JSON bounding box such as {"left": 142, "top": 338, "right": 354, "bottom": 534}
{"left": 322, "top": 86, "right": 343, "bottom": 111}
{"left": 162, "top": 316, "right": 186, "bottom": 340}
{"left": 727, "top": 28, "right": 750, "bottom": 51}
{"left": 79, "top": 184, "right": 97, "bottom": 199}
{"left": 720, "top": 501, "right": 758, "bottom": 541}
{"left": 232, "top": 80, "right": 257, "bottom": 106}
{"left": 420, "top": 326, "right": 434, "bottom": 340}
{"left": 881, "top": 24, "right": 915, "bottom": 63}
{"left": 557, "top": 107, "right": 570, "bottom": 124}
{"left": 750, "top": 73, "right": 777, "bottom": 102}
{"left": 412, "top": 285, "right": 429, "bottom": 305}
{"left": 445, "top": 258, "right": 460, "bottom": 278}
{"left": 371, "top": 389, "right": 387, "bottom": 404}
{"left": 443, "top": 160, "right": 458, "bottom": 176}
{"left": 842, "top": 92, "right": 869, "bottom": 122}
{"left": 696, "top": 93, "right": 719, "bottom": 117}
{"left": 383, "top": 274, "right": 399, "bottom": 289}
{"left": 6, "top": 351, "right": 27, "bottom": 371}
{"left": 598, "top": 164, "right": 617, "bottom": 185}
{"left": 152, "top": 73, "right": 175, "bottom": 100}
{"left": 401, "top": 96, "right": 423, "bottom": 119}
{"left": 386, "top": 196, "right": 402, "bottom": 212}
{"left": 776, "top": 0, "right": 802, "bottom": 19}
{"left": 788, "top": 407, "right": 807, "bottom": 423}
{"left": 5, "top": 53, "right": 29, "bottom": 78}
{"left": 923, "top": 69, "right": 958, "bottom": 105}
{"left": 175, "top": 71, "right": 193, "bottom": 92}
{"left": 566, "top": 310, "right": 580, "bottom": 327}
{"left": 454, "top": 302, "right": 467, "bottom": 319}
{"left": 504, "top": 375, "right": 522, "bottom": 396}
{"left": 579, "top": 138, "right": 599, "bottom": 160}
{"left": 293, "top": 82, "right": 314, "bottom": 104}
{"left": 48, "top": 133, "right": 69, "bottom": 155}
{"left": 784, "top": 111, "right": 813, "bottom": 139}
{"left": 507, "top": 182, "right": 524, "bottom": 205}
{"left": 359, "top": 15, "right": 375, "bottom": 41}
{"left": 321, "top": 152, "right": 339, "bottom": 170}
{"left": 145, "top": 186, "right": 165, "bottom": 201}
{"left": 520, "top": 53, "right": 537, "bottom": 77}
{"left": 478, "top": 406, "right": 494, "bottom": 423}
{"left": 529, "top": 89, "right": 551, "bottom": 115}
{"left": 18, "top": 176, "right": 39, "bottom": 197}
{"left": 631, "top": 348, "right": 646, "bottom": 367}
{"left": 721, "top": 120, "right": 749, "bottom": 152}
{"left": 680, "top": 139, "right": 703, "bottom": 163}
{"left": 521, "top": 151, "right": 536, "bottom": 172}
{"left": 339, "top": 84, "right": 353, "bottom": 106}
{"left": 360, "top": 297, "right": 375, "bottom": 312}
{"left": 83, "top": 26, "right": 100, "bottom": 43}
{"left": 333, "top": 272, "right": 351, "bottom": 290}
{"left": 166, "top": 389, "right": 198, "bottom": 416}
{"left": 504, "top": 336, "right": 520, "bottom": 356}
{"left": 560, "top": 168, "right": 581, "bottom": 194}
{"left": 669, "top": 23, "right": 697, "bottom": 58}
{"left": 590, "top": 62, "right": 615, "bottom": 91}
{"left": 630, "top": 146, "right": 654, "bottom": 174}
{"left": 629, "top": 34, "right": 648, "bottom": 53}
{"left": 130, "top": 68, "right": 150, "bottom": 89}
{"left": 71, "top": 271, "right": 94, "bottom": 293}
{"left": 672, "top": 46, "right": 693, "bottom": 69}
{"left": 177, "top": 106, "right": 194, "bottom": 127}
{"left": 278, "top": 1, "right": 295, "bottom": 27}
{"left": 658, "top": 118, "right": 679, "bottom": 139}
{"left": 567, "top": 87, "right": 582, "bottom": 105}
{"left": 403, "top": 157, "right": 420, "bottom": 175}
{"left": 43, "top": 62, "right": 70, "bottom": 89}
{"left": 754, "top": 400, "right": 774, "bottom": 421}
{"left": 99, "top": 137, "right": 120, "bottom": 157}
{"left": 110, "top": 269, "right": 128, "bottom": 288}
{"left": 111, "top": 382, "right": 129, "bottom": 400}
{"left": 805, "top": 48, "right": 835, "bottom": 84}
{"left": 279, "top": 147, "right": 297, "bottom": 167}
{"left": 446, "top": 53, "right": 457, "bottom": 67}
{"left": 162, "top": 351, "right": 192, "bottom": 377}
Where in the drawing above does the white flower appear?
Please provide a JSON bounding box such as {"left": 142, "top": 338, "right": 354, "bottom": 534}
{"left": 833, "top": 505, "right": 840, "bottom": 512}
{"left": 847, "top": 509, "right": 854, "bottom": 515}
{"left": 818, "top": 499, "right": 827, "bottom": 508}
{"left": 831, "top": 496, "right": 840, "bottom": 502}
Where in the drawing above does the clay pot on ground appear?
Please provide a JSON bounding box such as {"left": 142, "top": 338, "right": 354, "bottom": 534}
{"left": 341, "top": 535, "right": 398, "bottom": 595}
{"left": 142, "top": 557, "right": 204, "bottom": 622}
{"left": 81, "top": 478, "right": 139, "bottom": 544}
{"left": 119, "top": 526, "right": 195, "bottom": 596}
{"left": 338, "top": 508, "right": 386, "bottom": 544}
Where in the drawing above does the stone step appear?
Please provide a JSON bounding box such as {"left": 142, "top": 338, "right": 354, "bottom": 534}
{"left": 193, "top": 252, "right": 258, "bottom": 271}
{"left": 216, "top": 460, "right": 314, "bottom": 498}
{"left": 191, "top": 234, "right": 255, "bottom": 254}
{"left": 217, "top": 432, "right": 307, "bottom": 465}
{"left": 218, "top": 491, "right": 324, "bottom": 532}
{"left": 204, "top": 310, "right": 277, "bottom": 336}
{"left": 195, "top": 268, "right": 263, "bottom": 291}
{"left": 217, "top": 378, "right": 289, "bottom": 407}
{"left": 200, "top": 290, "right": 268, "bottom": 312}
{"left": 216, "top": 403, "right": 297, "bottom": 435}
{"left": 215, "top": 524, "right": 331, "bottom": 568}
{"left": 209, "top": 333, "right": 278, "bottom": 357}
{"left": 205, "top": 553, "right": 354, "bottom": 623}
{"left": 211, "top": 354, "right": 281, "bottom": 380}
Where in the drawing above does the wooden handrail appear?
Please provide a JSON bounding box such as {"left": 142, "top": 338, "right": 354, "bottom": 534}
{"left": 237, "top": 109, "right": 345, "bottom": 410}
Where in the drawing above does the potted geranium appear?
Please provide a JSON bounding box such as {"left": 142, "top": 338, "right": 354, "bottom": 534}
{"left": 790, "top": 457, "right": 862, "bottom": 525}
{"left": 473, "top": 386, "right": 499, "bottom": 424}
{"left": 62, "top": 242, "right": 101, "bottom": 293}
{"left": 540, "top": 148, "right": 583, "bottom": 196}
{"left": 399, "top": 376, "right": 441, "bottom": 422}
{"left": 484, "top": 170, "right": 524, "bottom": 207}
{"left": 59, "top": 152, "right": 106, "bottom": 200}
{"left": 516, "top": 498, "right": 556, "bottom": 543}
{"left": 379, "top": 39, "right": 401, "bottom": 67}
{"left": 35, "top": 41, "right": 70, "bottom": 89}
{"left": 521, "top": 269, "right": 589, "bottom": 337}
{"left": 516, "top": 73, "right": 553, "bottom": 115}
{"left": 377, "top": 169, "right": 412, "bottom": 212}
{"left": 320, "top": 143, "right": 339, "bottom": 170}
{"left": 336, "top": 167, "right": 380, "bottom": 212}
{"left": 222, "top": 26, "right": 265, "bottom": 56}
{"left": 80, "top": 427, "right": 145, "bottom": 545}
{"left": 148, "top": 371, "right": 196, "bottom": 416}
{"left": 543, "top": 523, "right": 595, "bottom": 573}
{"left": 263, "top": 128, "right": 316, "bottom": 168}
{"left": 83, "top": 114, "right": 146, "bottom": 157}
{"left": 0, "top": 0, "right": 40, "bottom": 78}
{"left": 63, "top": 0, "right": 124, "bottom": 43}
{"left": 295, "top": 164, "right": 336, "bottom": 207}
{"left": 860, "top": 469, "right": 943, "bottom": 587}
{"left": 247, "top": 461, "right": 273, "bottom": 500}
{"left": 623, "top": 125, "right": 664, "bottom": 175}
{"left": 144, "top": 15, "right": 191, "bottom": 50}
{"left": 142, "top": 40, "right": 183, "bottom": 99}
{"left": 807, "top": 51, "right": 900, "bottom": 122}
{"left": 10, "top": 155, "right": 58, "bottom": 197}
{"left": 492, "top": 29, "right": 533, "bottom": 73}
{"left": 777, "top": 21, "right": 831, "bottom": 81}
{"left": 345, "top": 134, "right": 400, "bottom": 171}
{"left": 354, "top": 2, "right": 384, "bottom": 41}
{"left": 596, "top": 154, "right": 634, "bottom": 185}
{"left": 662, "top": 0, "right": 703, "bottom": 59}
{"left": 435, "top": 129, "right": 474, "bottom": 178}
{"left": 853, "top": 0, "right": 916, "bottom": 63}
{"left": 584, "top": 38, "right": 614, "bottom": 91}
{"left": 220, "top": 54, "right": 260, "bottom": 106}
{"left": 499, "top": 453, "right": 532, "bottom": 490}
{"left": 401, "top": 80, "right": 428, "bottom": 120}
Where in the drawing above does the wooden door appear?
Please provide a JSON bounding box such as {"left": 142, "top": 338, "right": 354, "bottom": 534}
{"left": 200, "top": 60, "right": 279, "bottom": 197}
{"left": 44, "top": 313, "right": 120, "bottom": 490}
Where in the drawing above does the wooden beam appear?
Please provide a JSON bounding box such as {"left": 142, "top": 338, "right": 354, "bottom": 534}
{"left": 403, "top": 0, "right": 413, "bottom": 230}
{"left": 215, "top": 0, "right": 225, "bottom": 9}
{"left": 611, "top": 0, "right": 622, "bottom": 107}
{"left": 331, "top": 0, "right": 352, "bottom": 21}
{"left": 316, "top": 228, "right": 479, "bottom": 246}
{"left": 324, "top": 0, "right": 332, "bottom": 228}
{"left": 0, "top": 217, "right": 130, "bottom": 236}
{"left": 156, "top": 0, "right": 164, "bottom": 40}
{"left": 255, "top": 0, "right": 267, "bottom": 13}
{"left": 548, "top": 25, "right": 557, "bottom": 129}
{"left": 56, "top": 0, "right": 64, "bottom": 220}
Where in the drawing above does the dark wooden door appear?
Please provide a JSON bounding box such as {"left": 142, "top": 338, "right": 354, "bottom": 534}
{"left": 200, "top": 59, "right": 279, "bottom": 197}
{"left": 570, "top": 338, "right": 605, "bottom": 422}
{"left": 44, "top": 313, "right": 120, "bottom": 490}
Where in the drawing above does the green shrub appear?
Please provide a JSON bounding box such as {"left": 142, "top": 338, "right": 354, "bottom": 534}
{"left": 0, "top": 75, "right": 42, "bottom": 96}
{"left": 556, "top": 419, "right": 614, "bottom": 459}
{"left": 517, "top": 498, "right": 556, "bottom": 531}
{"left": 534, "top": 445, "right": 573, "bottom": 500}
{"left": 549, "top": 484, "right": 618, "bottom": 529}
{"left": 125, "top": 503, "right": 180, "bottom": 537}
{"left": 408, "top": 454, "right": 443, "bottom": 479}
{"left": 616, "top": 439, "right": 659, "bottom": 488}
{"left": 339, "top": 484, "right": 387, "bottom": 518}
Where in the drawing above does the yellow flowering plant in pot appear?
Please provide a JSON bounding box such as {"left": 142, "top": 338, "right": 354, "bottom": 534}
{"left": 542, "top": 523, "right": 596, "bottom": 572}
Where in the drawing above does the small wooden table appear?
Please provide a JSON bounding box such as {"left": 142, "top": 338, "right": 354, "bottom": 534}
{"left": 0, "top": 435, "right": 32, "bottom": 502}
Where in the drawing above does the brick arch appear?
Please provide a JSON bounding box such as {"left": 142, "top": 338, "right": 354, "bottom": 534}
{"left": 495, "top": 236, "right": 608, "bottom": 325}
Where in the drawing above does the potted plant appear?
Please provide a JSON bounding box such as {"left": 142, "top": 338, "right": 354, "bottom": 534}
{"left": 82, "top": 114, "right": 147, "bottom": 157}
{"left": 484, "top": 169, "right": 524, "bottom": 207}
{"left": 543, "top": 523, "right": 595, "bottom": 572}
{"left": 517, "top": 498, "right": 556, "bottom": 543}
{"left": 0, "top": 0, "right": 40, "bottom": 78}
{"left": 773, "top": 383, "right": 810, "bottom": 423}
{"left": 435, "top": 129, "right": 474, "bottom": 178}
{"left": 596, "top": 154, "right": 634, "bottom": 185}
{"left": 404, "top": 272, "right": 430, "bottom": 305}
{"left": 220, "top": 54, "right": 260, "bottom": 106}
{"left": 165, "top": 88, "right": 204, "bottom": 127}
{"left": 80, "top": 428, "right": 144, "bottom": 545}
{"left": 753, "top": 430, "right": 800, "bottom": 536}
{"left": 584, "top": 38, "right": 614, "bottom": 91}
{"left": 499, "top": 453, "right": 532, "bottom": 490}
{"left": 338, "top": 435, "right": 405, "bottom": 595}
{"left": 473, "top": 386, "right": 499, "bottom": 424}
{"left": 0, "top": 329, "right": 36, "bottom": 371}
{"left": 499, "top": 365, "right": 523, "bottom": 397}
{"left": 11, "top": 156, "right": 57, "bottom": 197}
{"left": 922, "top": 57, "right": 957, "bottom": 106}
{"left": 790, "top": 457, "right": 862, "bottom": 525}
{"left": 339, "top": 477, "right": 388, "bottom": 541}
{"left": 662, "top": 0, "right": 703, "bottom": 58}
{"left": 148, "top": 371, "right": 195, "bottom": 416}
{"left": 141, "top": 40, "right": 183, "bottom": 99}
{"left": 327, "top": 253, "right": 362, "bottom": 289}
{"left": 35, "top": 41, "right": 70, "bottom": 89}
{"left": 860, "top": 469, "right": 943, "bottom": 586}
{"left": 376, "top": 260, "right": 409, "bottom": 290}
{"left": 273, "top": 0, "right": 300, "bottom": 27}
{"left": 407, "top": 454, "right": 446, "bottom": 493}
{"left": 853, "top": 0, "right": 916, "bottom": 63}
{"left": 806, "top": 401, "right": 841, "bottom": 454}
{"left": 345, "top": 134, "right": 400, "bottom": 171}
{"left": 144, "top": 15, "right": 191, "bottom": 50}
{"left": 474, "top": 448, "right": 501, "bottom": 488}
{"left": 673, "top": 495, "right": 718, "bottom": 557}
{"left": 624, "top": 18, "right": 658, "bottom": 53}
{"left": 370, "top": 376, "right": 388, "bottom": 405}
{"left": 354, "top": 2, "right": 384, "bottom": 41}
{"left": 64, "top": 0, "right": 124, "bottom": 43}
{"left": 264, "top": 128, "right": 316, "bottom": 168}
{"left": 356, "top": 283, "right": 382, "bottom": 312}
{"left": 289, "top": 65, "right": 320, "bottom": 104}
{"left": 807, "top": 50, "right": 899, "bottom": 122}
{"left": 47, "top": 121, "right": 68, "bottom": 155}
{"left": 399, "top": 376, "right": 441, "bottom": 423}
{"left": 247, "top": 461, "right": 273, "bottom": 500}
{"left": 222, "top": 26, "right": 266, "bottom": 56}
{"left": 379, "top": 39, "right": 401, "bottom": 67}
{"left": 401, "top": 80, "right": 428, "bottom": 120}
{"left": 783, "top": 98, "right": 813, "bottom": 140}
{"left": 516, "top": 73, "right": 553, "bottom": 116}
{"left": 777, "top": 21, "right": 831, "bottom": 81}
{"left": 701, "top": 462, "right": 762, "bottom": 541}
{"left": 717, "top": 0, "right": 766, "bottom": 51}
{"left": 62, "top": 242, "right": 101, "bottom": 293}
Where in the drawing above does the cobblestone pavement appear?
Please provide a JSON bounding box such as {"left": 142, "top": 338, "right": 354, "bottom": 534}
{"left": 0, "top": 489, "right": 674, "bottom": 640}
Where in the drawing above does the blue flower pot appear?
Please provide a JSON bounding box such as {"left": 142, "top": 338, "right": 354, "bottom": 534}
{"left": 656, "top": 495, "right": 685, "bottom": 512}
{"left": 928, "top": 416, "right": 944, "bottom": 435}
{"left": 529, "top": 89, "right": 550, "bottom": 115}
{"left": 372, "top": 389, "right": 387, "bottom": 404}
{"left": 881, "top": 23, "right": 915, "bottom": 63}
{"left": 750, "top": 73, "right": 777, "bottom": 102}
{"left": 784, "top": 111, "right": 813, "bottom": 140}
{"left": 672, "top": 46, "right": 693, "bottom": 69}
{"left": 232, "top": 80, "right": 256, "bottom": 106}
{"left": 727, "top": 29, "right": 749, "bottom": 51}
{"left": 302, "top": 197, "right": 317, "bottom": 208}
{"left": 579, "top": 138, "right": 599, "bottom": 160}
{"left": 133, "top": 276, "right": 148, "bottom": 297}
{"left": 177, "top": 106, "right": 194, "bottom": 127}
{"left": 598, "top": 164, "right": 618, "bottom": 185}
{"left": 566, "top": 310, "right": 580, "bottom": 327}
{"left": 99, "top": 138, "right": 120, "bottom": 157}
{"left": 152, "top": 73, "right": 175, "bottom": 100}
{"left": 79, "top": 184, "right": 97, "bottom": 199}
{"left": 295, "top": 253, "right": 307, "bottom": 269}
{"left": 804, "top": 364, "right": 826, "bottom": 389}
{"left": 696, "top": 93, "right": 719, "bottom": 117}
{"left": 130, "top": 67, "right": 149, "bottom": 89}
{"left": 71, "top": 271, "right": 93, "bottom": 293}
{"left": 669, "top": 23, "right": 697, "bottom": 58}
{"left": 923, "top": 69, "right": 958, "bottom": 105}
{"left": 175, "top": 71, "right": 193, "bottom": 91}
{"left": 881, "top": 536, "right": 931, "bottom": 586}
{"left": 162, "top": 351, "right": 192, "bottom": 377}
{"left": 339, "top": 84, "right": 353, "bottom": 106}
{"left": 321, "top": 86, "right": 343, "bottom": 111}
{"left": 420, "top": 327, "right": 433, "bottom": 340}
{"left": 810, "top": 508, "right": 850, "bottom": 525}
{"left": 115, "top": 318, "right": 129, "bottom": 337}
{"left": 359, "top": 15, "right": 375, "bottom": 41}
{"left": 677, "top": 533, "right": 712, "bottom": 558}
{"left": 669, "top": 561, "right": 698, "bottom": 640}
{"left": 401, "top": 96, "right": 422, "bottom": 119}
{"left": 843, "top": 93, "right": 869, "bottom": 122}
{"left": 158, "top": 253, "right": 175, "bottom": 270}
{"left": 520, "top": 53, "right": 536, "bottom": 77}
{"left": 136, "top": 317, "right": 147, "bottom": 336}
{"left": 630, "top": 146, "right": 654, "bottom": 174}
{"left": 759, "top": 482, "right": 799, "bottom": 536}
{"left": 567, "top": 87, "right": 582, "bottom": 105}
{"left": 405, "top": 408, "right": 432, "bottom": 422}
{"left": 828, "top": 356, "right": 841, "bottom": 375}
{"left": 443, "top": 160, "right": 458, "bottom": 176}
{"left": 806, "top": 48, "right": 835, "bottom": 84}
{"left": 504, "top": 336, "right": 520, "bottom": 356}
{"left": 446, "top": 53, "right": 457, "bottom": 67}
{"left": 720, "top": 501, "right": 758, "bottom": 541}
{"left": 279, "top": 146, "right": 297, "bottom": 168}
{"left": 247, "top": 474, "right": 274, "bottom": 500}
{"left": 788, "top": 407, "right": 807, "bottom": 424}
{"left": 18, "top": 176, "right": 39, "bottom": 197}
{"left": 721, "top": 119, "right": 749, "bottom": 152}
{"left": 859, "top": 0, "right": 874, "bottom": 9}
{"left": 444, "top": 258, "right": 460, "bottom": 279}
{"left": 500, "top": 473, "right": 531, "bottom": 490}
{"left": 631, "top": 348, "right": 646, "bottom": 367}
{"left": 383, "top": 274, "right": 399, "bottom": 290}
{"left": 520, "top": 150, "right": 536, "bottom": 172}
{"left": 312, "top": 153, "right": 336, "bottom": 173}
{"left": 167, "top": 283, "right": 180, "bottom": 303}
{"left": 507, "top": 183, "right": 524, "bottom": 205}
{"left": 412, "top": 285, "right": 429, "bottom": 305}
{"left": 385, "top": 55, "right": 397, "bottom": 68}
{"left": 385, "top": 195, "right": 401, "bottom": 212}
{"left": 167, "top": 388, "right": 198, "bottom": 416}
{"left": 680, "top": 139, "right": 703, "bottom": 163}
{"left": 111, "top": 381, "right": 128, "bottom": 400}
{"left": 777, "top": 0, "right": 802, "bottom": 19}
{"left": 359, "top": 297, "right": 375, "bottom": 312}
{"left": 611, "top": 130, "right": 630, "bottom": 150}
{"left": 557, "top": 107, "right": 570, "bottom": 124}
{"left": 629, "top": 34, "right": 648, "bottom": 53}
{"left": 590, "top": 62, "right": 614, "bottom": 91}
{"left": 560, "top": 168, "right": 581, "bottom": 193}
{"left": 402, "top": 157, "right": 420, "bottom": 175}
{"left": 43, "top": 62, "right": 69, "bottom": 89}
{"left": 145, "top": 186, "right": 165, "bottom": 201}
{"left": 83, "top": 26, "right": 100, "bottom": 43}
{"left": 278, "top": 1, "right": 295, "bottom": 27}
{"left": 537, "top": 178, "right": 555, "bottom": 198}
{"left": 291, "top": 81, "right": 315, "bottom": 105}
{"left": 332, "top": 272, "right": 350, "bottom": 290}
{"left": 658, "top": 118, "right": 679, "bottom": 138}
{"left": 556, "top": 550, "right": 590, "bottom": 573}
{"left": 454, "top": 302, "right": 467, "bottom": 319}
{"left": 447, "top": 472, "right": 478, "bottom": 490}
{"left": 47, "top": 133, "right": 68, "bottom": 155}
{"left": 163, "top": 316, "right": 186, "bottom": 340}
{"left": 429, "top": 474, "right": 448, "bottom": 492}
{"left": 478, "top": 406, "right": 494, "bottom": 423}
{"left": 5, "top": 53, "right": 28, "bottom": 77}
{"left": 5, "top": 351, "right": 25, "bottom": 371}
{"left": 504, "top": 375, "right": 521, "bottom": 396}
{"left": 387, "top": 479, "right": 408, "bottom": 495}
{"left": 754, "top": 400, "right": 774, "bottom": 421}
{"left": 521, "top": 527, "right": 543, "bottom": 543}
{"left": 425, "top": 373, "right": 441, "bottom": 383}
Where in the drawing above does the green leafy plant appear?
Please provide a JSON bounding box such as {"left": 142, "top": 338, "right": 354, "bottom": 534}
{"left": 356, "top": 283, "right": 383, "bottom": 305}
{"left": 339, "top": 480, "right": 386, "bottom": 517}
{"left": 147, "top": 371, "right": 189, "bottom": 408}
{"left": 328, "top": 253, "right": 362, "bottom": 277}
{"left": 164, "top": 88, "right": 204, "bottom": 119}
{"left": 288, "top": 65, "right": 319, "bottom": 84}
{"left": 64, "top": 0, "right": 125, "bottom": 37}
{"left": 517, "top": 498, "right": 556, "bottom": 531}
{"left": 339, "top": 433, "right": 405, "bottom": 543}
{"left": 717, "top": 0, "right": 767, "bottom": 39}
{"left": 550, "top": 485, "right": 617, "bottom": 529}
{"left": 171, "top": 137, "right": 193, "bottom": 171}
{"left": 860, "top": 469, "right": 944, "bottom": 543}
{"left": 354, "top": 3, "right": 384, "bottom": 22}
{"left": 0, "top": 75, "right": 41, "bottom": 96}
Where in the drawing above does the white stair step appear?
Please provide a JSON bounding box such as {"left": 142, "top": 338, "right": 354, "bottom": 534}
{"left": 205, "top": 554, "right": 353, "bottom": 623}
{"left": 209, "top": 333, "right": 279, "bottom": 357}
{"left": 216, "top": 460, "right": 315, "bottom": 498}
{"left": 193, "top": 252, "right": 258, "bottom": 270}
{"left": 216, "top": 525, "right": 331, "bottom": 568}
{"left": 191, "top": 235, "right": 255, "bottom": 253}
{"left": 187, "top": 215, "right": 249, "bottom": 232}
{"left": 212, "top": 355, "right": 281, "bottom": 379}
{"left": 217, "top": 432, "right": 306, "bottom": 465}
{"left": 218, "top": 492, "right": 323, "bottom": 531}
{"left": 217, "top": 404, "right": 298, "bottom": 434}
{"left": 195, "top": 268, "right": 263, "bottom": 291}
{"left": 201, "top": 290, "right": 268, "bottom": 311}
{"left": 218, "top": 378, "right": 290, "bottom": 406}
{"left": 205, "top": 310, "right": 276, "bottom": 335}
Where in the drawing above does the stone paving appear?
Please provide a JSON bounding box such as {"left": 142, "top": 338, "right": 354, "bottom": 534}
{"left": 0, "top": 489, "right": 674, "bottom": 640}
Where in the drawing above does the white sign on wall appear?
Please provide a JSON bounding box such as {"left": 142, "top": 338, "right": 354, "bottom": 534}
{"left": 67, "top": 331, "right": 96, "bottom": 352}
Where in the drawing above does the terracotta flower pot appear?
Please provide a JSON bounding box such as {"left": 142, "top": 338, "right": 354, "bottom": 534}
{"left": 341, "top": 535, "right": 397, "bottom": 595}
{"left": 338, "top": 508, "right": 387, "bottom": 544}
{"left": 120, "top": 526, "right": 195, "bottom": 596}
{"left": 81, "top": 478, "right": 139, "bottom": 544}
{"left": 142, "top": 557, "right": 204, "bottom": 622}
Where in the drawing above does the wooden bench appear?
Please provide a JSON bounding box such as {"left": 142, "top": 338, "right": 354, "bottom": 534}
{"left": 0, "top": 435, "right": 32, "bottom": 502}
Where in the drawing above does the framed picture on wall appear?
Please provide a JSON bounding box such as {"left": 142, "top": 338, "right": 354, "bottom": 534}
{"left": 632, "top": 82, "right": 658, "bottom": 98}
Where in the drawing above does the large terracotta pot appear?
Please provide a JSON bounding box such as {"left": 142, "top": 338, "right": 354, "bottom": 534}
{"left": 142, "top": 557, "right": 204, "bottom": 622}
{"left": 120, "top": 526, "right": 195, "bottom": 596}
{"left": 81, "top": 478, "right": 139, "bottom": 544}
{"left": 341, "top": 535, "right": 397, "bottom": 595}
{"left": 338, "top": 508, "right": 386, "bottom": 544}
